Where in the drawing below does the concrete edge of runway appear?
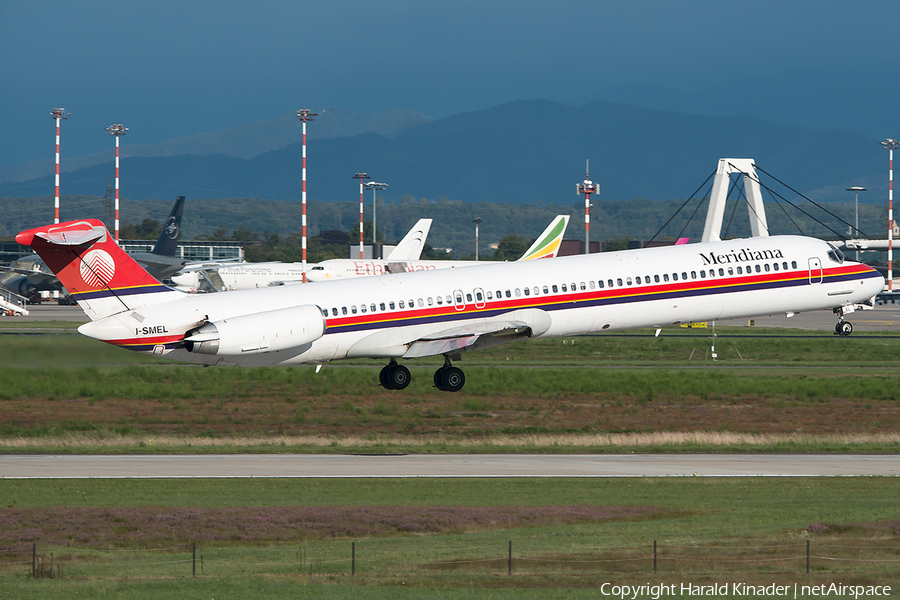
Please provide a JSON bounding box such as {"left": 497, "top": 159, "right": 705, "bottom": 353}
{"left": 2, "top": 453, "right": 897, "bottom": 479}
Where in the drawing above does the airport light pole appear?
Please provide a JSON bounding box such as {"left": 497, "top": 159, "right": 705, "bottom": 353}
{"left": 352, "top": 172, "right": 371, "bottom": 258}
{"left": 576, "top": 160, "right": 598, "bottom": 254}
{"left": 846, "top": 186, "right": 867, "bottom": 260}
{"left": 106, "top": 123, "right": 128, "bottom": 242}
{"left": 364, "top": 181, "right": 388, "bottom": 250}
{"left": 473, "top": 217, "right": 482, "bottom": 261}
{"left": 882, "top": 138, "right": 900, "bottom": 291}
{"left": 297, "top": 108, "right": 317, "bottom": 282}
{"left": 50, "top": 108, "right": 70, "bottom": 224}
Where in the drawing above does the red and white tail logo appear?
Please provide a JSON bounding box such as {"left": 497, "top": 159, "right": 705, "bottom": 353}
{"left": 80, "top": 249, "right": 117, "bottom": 286}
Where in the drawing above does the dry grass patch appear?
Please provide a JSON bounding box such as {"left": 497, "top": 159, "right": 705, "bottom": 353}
{"left": 1, "top": 430, "right": 900, "bottom": 452}
{"left": 0, "top": 505, "right": 669, "bottom": 548}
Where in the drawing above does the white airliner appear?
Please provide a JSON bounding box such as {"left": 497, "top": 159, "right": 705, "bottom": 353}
{"left": 172, "top": 215, "right": 568, "bottom": 291}
{"left": 304, "top": 215, "right": 570, "bottom": 282}
{"left": 171, "top": 217, "right": 433, "bottom": 291}
{"left": 17, "top": 219, "right": 882, "bottom": 392}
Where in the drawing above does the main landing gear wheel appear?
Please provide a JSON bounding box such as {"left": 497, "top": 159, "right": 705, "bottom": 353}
{"left": 433, "top": 358, "right": 466, "bottom": 393}
{"left": 380, "top": 361, "right": 411, "bottom": 390}
{"left": 440, "top": 367, "right": 465, "bottom": 392}
{"left": 433, "top": 368, "right": 445, "bottom": 390}
{"left": 835, "top": 321, "right": 853, "bottom": 336}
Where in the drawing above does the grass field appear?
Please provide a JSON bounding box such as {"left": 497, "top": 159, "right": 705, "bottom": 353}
{"left": 0, "top": 477, "right": 898, "bottom": 597}
{"left": 1, "top": 331, "right": 899, "bottom": 597}
{"left": 1, "top": 331, "right": 900, "bottom": 452}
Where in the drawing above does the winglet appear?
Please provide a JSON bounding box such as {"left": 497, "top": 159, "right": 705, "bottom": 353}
{"left": 517, "top": 215, "right": 570, "bottom": 261}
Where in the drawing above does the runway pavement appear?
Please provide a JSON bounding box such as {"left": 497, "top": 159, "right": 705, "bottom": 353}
{"left": 1, "top": 454, "right": 897, "bottom": 478}
{"left": 0, "top": 303, "right": 87, "bottom": 323}
{"left": 715, "top": 304, "right": 900, "bottom": 333}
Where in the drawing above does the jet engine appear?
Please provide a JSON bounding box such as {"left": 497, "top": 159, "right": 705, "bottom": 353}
{"left": 183, "top": 304, "right": 326, "bottom": 356}
{"left": 5, "top": 276, "right": 37, "bottom": 298}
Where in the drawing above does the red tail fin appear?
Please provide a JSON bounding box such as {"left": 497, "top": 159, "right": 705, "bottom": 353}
{"left": 16, "top": 220, "right": 178, "bottom": 319}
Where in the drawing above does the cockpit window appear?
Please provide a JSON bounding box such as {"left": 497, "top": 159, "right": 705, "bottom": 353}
{"left": 826, "top": 243, "right": 845, "bottom": 264}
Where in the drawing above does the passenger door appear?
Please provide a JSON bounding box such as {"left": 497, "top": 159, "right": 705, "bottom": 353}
{"left": 808, "top": 257, "right": 822, "bottom": 284}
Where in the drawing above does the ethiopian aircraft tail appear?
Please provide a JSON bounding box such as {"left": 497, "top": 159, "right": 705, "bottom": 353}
{"left": 517, "top": 215, "right": 570, "bottom": 261}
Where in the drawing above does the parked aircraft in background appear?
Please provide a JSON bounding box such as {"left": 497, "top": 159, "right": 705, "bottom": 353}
{"left": 171, "top": 218, "right": 433, "bottom": 292}
{"left": 18, "top": 218, "right": 882, "bottom": 392}
{"left": 0, "top": 196, "right": 186, "bottom": 299}
{"left": 124, "top": 196, "right": 187, "bottom": 280}
{"left": 173, "top": 215, "right": 569, "bottom": 291}
{"left": 305, "top": 215, "right": 570, "bottom": 282}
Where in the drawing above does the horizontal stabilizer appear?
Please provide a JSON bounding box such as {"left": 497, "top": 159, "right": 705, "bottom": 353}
{"left": 28, "top": 222, "right": 105, "bottom": 247}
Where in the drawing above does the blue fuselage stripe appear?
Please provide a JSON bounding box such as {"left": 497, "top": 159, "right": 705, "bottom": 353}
{"left": 322, "top": 269, "right": 879, "bottom": 335}
{"left": 71, "top": 284, "right": 172, "bottom": 300}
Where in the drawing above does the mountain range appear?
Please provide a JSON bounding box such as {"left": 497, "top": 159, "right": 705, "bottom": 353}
{"left": 0, "top": 100, "right": 890, "bottom": 206}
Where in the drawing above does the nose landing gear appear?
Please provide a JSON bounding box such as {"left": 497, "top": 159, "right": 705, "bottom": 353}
{"left": 833, "top": 305, "right": 857, "bottom": 336}
{"left": 834, "top": 320, "right": 853, "bottom": 336}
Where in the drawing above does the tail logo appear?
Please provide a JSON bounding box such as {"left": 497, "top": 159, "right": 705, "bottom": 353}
{"left": 164, "top": 216, "right": 179, "bottom": 240}
{"left": 80, "top": 249, "right": 116, "bottom": 287}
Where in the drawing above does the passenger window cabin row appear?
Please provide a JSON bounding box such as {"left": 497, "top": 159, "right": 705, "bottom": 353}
{"left": 324, "top": 260, "right": 801, "bottom": 318}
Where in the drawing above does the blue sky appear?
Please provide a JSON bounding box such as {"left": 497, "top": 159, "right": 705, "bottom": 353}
{"left": 1, "top": 0, "right": 898, "bottom": 171}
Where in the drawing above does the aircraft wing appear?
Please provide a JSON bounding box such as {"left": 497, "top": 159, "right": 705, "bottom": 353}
{"left": 517, "top": 215, "right": 569, "bottom": 260}
{"left": 265, "top": 279, "right": 306, "bottom": 287}
{"left": 345, "top": 307, "right": 552, "bottom": 360}
{"left": 385, "top": 218, "right": 432, "bottom": 260}
{"left": 0, "top": 265, "right": 60, "bottom": 285}
{"left": 402, "top": 319, "right": 535, "bottom": 358}
{"left": 130, "top": 253, "right": 187, "bottom": 280}
{"left": 179, "top": 258, "right": 247, "bottom": 271}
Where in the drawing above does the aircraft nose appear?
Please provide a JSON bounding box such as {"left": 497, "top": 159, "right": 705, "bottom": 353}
{"left": 866, "top": 267, "right": 886, "bottom": 296}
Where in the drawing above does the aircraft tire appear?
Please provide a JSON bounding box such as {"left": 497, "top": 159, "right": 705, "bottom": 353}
{"left": 433, "top": 368, "right": 446, "bottom": 391}
{"left": 387, "top": 364, "right": 411, "bottom": 390}
{"left": 440, "top": 367, "right": 465, "bottom": 393}
{"left": 379, "top": 365, "right": 392, "bottom": 389}
{"left": 839, "top": 321, "right": 853, "bottom": 336}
